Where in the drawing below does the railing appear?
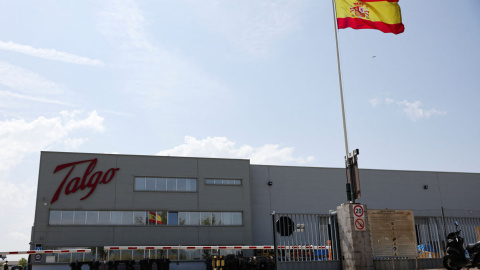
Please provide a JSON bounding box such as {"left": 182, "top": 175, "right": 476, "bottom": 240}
{"left": 272, "top": 213, "right": 341, "bottom": 263}
{"left": 373, "top": 215, "right": 480, "bottom": 270}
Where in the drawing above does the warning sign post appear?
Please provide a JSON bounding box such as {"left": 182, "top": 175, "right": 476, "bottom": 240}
{"left": 354, "top": 204, "right": 366, "bottom": 231}
{"left": 336, "top": 203, "right": 374, "bottom": 270}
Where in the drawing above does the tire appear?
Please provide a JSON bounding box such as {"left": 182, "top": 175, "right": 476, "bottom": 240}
{"left": 443, "top": 255, "right": 461, "bottom": 270}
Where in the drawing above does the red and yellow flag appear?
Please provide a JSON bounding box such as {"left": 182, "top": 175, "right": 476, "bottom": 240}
{"left": 335, "top": 0, "right": 404, "bottom": 34}
{"left": 148, "top": 211, "right": 162, "bottom": 224}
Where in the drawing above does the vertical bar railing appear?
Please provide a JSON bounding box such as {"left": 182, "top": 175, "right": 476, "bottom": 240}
{"left": 273, "top": 213, "right": 340, "bottom": 263}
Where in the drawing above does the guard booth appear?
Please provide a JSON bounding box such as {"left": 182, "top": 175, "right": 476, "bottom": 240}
{"left": 272, "top": 213, "right": 342, "bottom": 270}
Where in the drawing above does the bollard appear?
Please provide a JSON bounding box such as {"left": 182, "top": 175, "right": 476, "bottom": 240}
{"left": 212, "top": 255, "right": 224, "bottom": 270}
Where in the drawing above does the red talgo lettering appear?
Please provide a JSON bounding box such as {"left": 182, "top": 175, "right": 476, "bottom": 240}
{"left": 50, "top": 158, "right": 119, "bottom": 204}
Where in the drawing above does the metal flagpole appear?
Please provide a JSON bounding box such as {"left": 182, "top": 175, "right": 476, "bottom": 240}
{"left": 331, "top": 0, "right": 361, "bottom": 203}
{"left": 331, "top": 0, "right": 349, "bottom": 158}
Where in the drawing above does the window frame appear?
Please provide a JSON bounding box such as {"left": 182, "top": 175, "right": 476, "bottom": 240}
{"left": 49, "top": 210, "right": 243, "bottom": 226}
{"left": 205, "top": 178, "right": 242, "bottom": 186}
{"left": 134, "top": 177, "right": 197, "bottom": 192}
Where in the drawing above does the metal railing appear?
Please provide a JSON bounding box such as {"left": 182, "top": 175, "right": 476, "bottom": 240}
{"left": 273, "top": 213, "right": 340, "bottom": 263}
{"left": 415, "top": 216, "right": 480, "bottom": 259}
{"left": 373, "top": 214, "right": 480, "bottom": 270}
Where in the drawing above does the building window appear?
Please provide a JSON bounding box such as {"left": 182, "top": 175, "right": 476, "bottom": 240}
{"left": 49, "top": 211, "right": 62, "bottom": 225}
{"left": 168, "top": 212, "right": 178, "bottom": 225}
{"left": 205, "top": 179, "right": 242, "bottom": 185}
{"left": 61, "top": 211, "right": 74, "bottom": 225}
{"left": 111, "top": 211, "right": 122, "bottom": 225}
{"left": 74, "top": 211, "right": 86, "bottom": 225}
{"left": 99, "top": 211, "right": 111, "bottom": 225}
{"left": 133, "top": 211, "right": 146, "bottom": 225}
{"left": 122, "top": 211, "right": 134, "bottom": 225}
{"left": 86, "top": 211, "right": 99, "bottom": 225}
{"left": 134, "top": 177, "right": 197, "bottom": 192}
{"left": 147, "top": 211, "right": 166, "bottom": 225}
{"left": 49, "top": 210, "right": 242, "bottom": 226}
{"left": 49, "top": 246, "right": 235, "bottom": 263}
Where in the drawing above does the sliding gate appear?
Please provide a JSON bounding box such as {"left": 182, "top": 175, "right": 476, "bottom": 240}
{"left": 273, "top": 213, "right": 341, "bottom": 270}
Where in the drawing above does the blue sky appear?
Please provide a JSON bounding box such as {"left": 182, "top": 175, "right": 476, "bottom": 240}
{"left": 1, "top": 0, "right": 479, "bottom": 256}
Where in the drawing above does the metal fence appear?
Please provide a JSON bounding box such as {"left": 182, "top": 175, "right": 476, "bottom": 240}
{"left": 373, "top": 215, "right": 480, "bottom": 270}
{"left": 273, "top": 213, "right": 342, "bottom": 270}
{"left": 415, "top": 216, "right": 480, "bottom": 258}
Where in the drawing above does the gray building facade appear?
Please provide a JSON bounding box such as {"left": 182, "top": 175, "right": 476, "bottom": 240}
{"left": 33, "top": 152, "right": 252, "bottom": 249}
{"left": 31, "top": 151, "right": 480, "bottom": 261}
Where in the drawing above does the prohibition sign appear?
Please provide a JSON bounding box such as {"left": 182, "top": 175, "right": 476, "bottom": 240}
{"left": 354, "top": 205, "right": 364, "bottom": 217}
{"left": 355, "top": 219, "right": 365, "bottom": 230}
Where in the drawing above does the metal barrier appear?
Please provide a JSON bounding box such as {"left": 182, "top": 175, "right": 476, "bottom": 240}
{"left": 372, "top": 215, "right": 480, "bottom": 270}
{"left": 415, "top": 216, "right": 446, "bottom": 258}
{"left": 415, "top": 216, "right": 480, "bottom": 259}
{"left": 0, "top": 249, "right": 91, "bottom": 256}
{"left": 272, "top": 213, "right": 342, "bottom": 270}
{"left": 273, "top": 213, "right": 340, "bottom": 262}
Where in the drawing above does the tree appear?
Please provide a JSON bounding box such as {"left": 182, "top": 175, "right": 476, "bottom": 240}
{"left": 19, "top": 258, "right": 28, "bottom": 268}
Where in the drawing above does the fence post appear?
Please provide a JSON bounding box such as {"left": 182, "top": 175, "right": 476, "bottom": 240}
{"left": 271, "top": 211, "right": 277, "bottom": 270}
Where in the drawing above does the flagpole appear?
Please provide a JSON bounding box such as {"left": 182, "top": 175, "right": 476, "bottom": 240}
{"left": 332, "top": 0, "right": 356, "bottom": 203}
{"left": 331, "top": 0, "right": 349, "bottom": 158}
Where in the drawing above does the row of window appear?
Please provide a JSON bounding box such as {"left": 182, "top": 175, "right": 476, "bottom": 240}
{"left": 134, "top": 177, "right": 197, "bottom": 192}
{"left": 134, "top": 177, "right": 243, "bottom": 192}
{"left": 49, "top": 210, "right": 243, "bottom": 226}
{"left": 205, "top": 179, "right": 241, "bottom": 185}
{"left": 44, "top": 247, "right": 240, "bottom": 263}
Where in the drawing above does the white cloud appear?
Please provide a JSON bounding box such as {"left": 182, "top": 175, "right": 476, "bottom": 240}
{"left": 97, "top": 0, "right": 151, "bottom": 50}
{"left": 157, "top": 136, "right": 314, "bottom": 165}
{"left": 187, "top": 0, "right": 304, "bottom": 59}
{"left": 96, "top": 0, "right": 228, "bottom": 108}
{"left": 385, "top": 98, "right": 394, "bottom": 104}
{"left": 0, "top": 90, "right": 75, "bottom": 106}
{"left": 397, "top": 100, "right": 447, "bottom": 121}
{"left": 0, "top": 61, "right": 64, "bottom": 95}
{"left": 0, "top": 110, "right": 106, "bottom": 253}
{"left": 0, "top": 40, "right": 105, "bottom": 67}
{"left": 0, "top": 110, "right": 105, "bottom": 171}
{"left": 370, "top": 96, "right": 447, "bottom": 121}
{"left": 369, "top": 98, "right": 380, "bottom": 107}
{"left": 0, "top": 170, "right": 37, "bottom": 254}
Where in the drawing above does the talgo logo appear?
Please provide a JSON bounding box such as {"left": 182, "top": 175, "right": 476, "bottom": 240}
{"left": 50, "top": 158, "right": 119, "bottom": 204}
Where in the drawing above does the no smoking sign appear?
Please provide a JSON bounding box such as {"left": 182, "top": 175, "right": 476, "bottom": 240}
{"left": 353, "top": 204, "right": 366, "bottom": 231}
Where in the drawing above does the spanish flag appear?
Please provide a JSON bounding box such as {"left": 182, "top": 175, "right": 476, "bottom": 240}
{"left": 335, "top": 0, "right": 404, "bottom": 34}
{"left": 148, "top": 211, "right": 162, "bottom": 224}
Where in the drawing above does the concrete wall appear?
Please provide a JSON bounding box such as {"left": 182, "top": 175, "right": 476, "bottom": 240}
{"left": 33, "top": 152, "right": 252, "bottom": 248}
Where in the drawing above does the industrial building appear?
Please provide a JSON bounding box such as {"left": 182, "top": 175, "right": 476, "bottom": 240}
{"left": 29, "top": 151, "right": 480, "bottom": 269}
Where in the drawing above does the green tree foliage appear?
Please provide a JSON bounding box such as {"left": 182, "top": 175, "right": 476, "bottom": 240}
{"left": 19, "top": 258, "right": 27, "bottom": 267}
